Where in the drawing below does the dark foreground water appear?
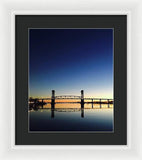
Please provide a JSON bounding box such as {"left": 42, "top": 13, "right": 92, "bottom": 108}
{"left": 29, "top": 103, "right": 113, "bottom": 132}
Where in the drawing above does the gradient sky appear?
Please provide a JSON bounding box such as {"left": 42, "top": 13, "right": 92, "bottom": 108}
{"left": 29, "top": 29, "right": 113, "bottom": 98}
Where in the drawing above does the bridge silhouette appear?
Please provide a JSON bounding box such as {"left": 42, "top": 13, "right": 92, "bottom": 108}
{"left": 29, "top": 90, "right": 113, "bottom": 109}
{"left": 55, "top": 95, "right": 81, "bottom": 99}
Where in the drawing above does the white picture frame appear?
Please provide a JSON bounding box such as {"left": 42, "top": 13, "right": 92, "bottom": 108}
{"left": 0, "top": 0, "right": 142, "bottom": 159}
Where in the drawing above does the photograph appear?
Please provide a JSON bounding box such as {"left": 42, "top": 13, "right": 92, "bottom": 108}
{"left": 28, "top": 28, "right": 114, "bottom": 132}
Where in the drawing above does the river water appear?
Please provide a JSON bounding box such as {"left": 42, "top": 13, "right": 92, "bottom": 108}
{"left": 29, "top": 103, "right": 113, "bottom": 132}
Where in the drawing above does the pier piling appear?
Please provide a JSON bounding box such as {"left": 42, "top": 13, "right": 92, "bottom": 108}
{"left": 81, "top": 90, "right": 84, "bottom": 108}
{"left": 92, "top": 99, "right": 93, "bottom": 108}
{"left": 51, "top": 90, "right": 55, "bottom": 109}
{"left": 108, "top": 99, "right": 109, "bottom": 108}
{"left": 51, "top": 108, "right": 55, "bottom": 118}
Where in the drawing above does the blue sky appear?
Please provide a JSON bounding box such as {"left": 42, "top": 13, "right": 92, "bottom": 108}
{"left": 29, "top": 29, "right": 113, "bottom": 98}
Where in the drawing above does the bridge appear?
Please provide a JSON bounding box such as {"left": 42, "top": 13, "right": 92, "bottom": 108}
{"left": 55, "top": 95, "right": 81, "bottom": 99}
{"left": 29, "top": 90, "right": 113, "bottom": 109}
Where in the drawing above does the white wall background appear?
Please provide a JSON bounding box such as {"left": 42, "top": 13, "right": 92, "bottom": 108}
{"left": 0, "top": 0, "right": 142, "bottom": 160}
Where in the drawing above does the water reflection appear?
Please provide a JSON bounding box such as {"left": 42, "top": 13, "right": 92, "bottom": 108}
{"left": 51, "top": 108, "right": 54, "bottom": 118}
{"left": 30, "top": 102, "right": 111, "bottom": 118}
{"left": 29, "top": 104, "right": 113, "bottom": 131}
{"left": 31, "top": 104, "right": 86, "bottom": 118}
{"left": 29, "top": 103, "right": 113, "bottom": 131}
{"left": 50, "top": 108, "right": 85, "bottom": 118}
{"left": 29, "top": 103, "right": 113, "bottom": 132}
{"left": 81, "top": 108, "right": 84, "bottom": 118}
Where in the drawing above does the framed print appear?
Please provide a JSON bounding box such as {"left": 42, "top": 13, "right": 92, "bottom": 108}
{"left": 15, "top": 15, "right": 127, "bottom": 145}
